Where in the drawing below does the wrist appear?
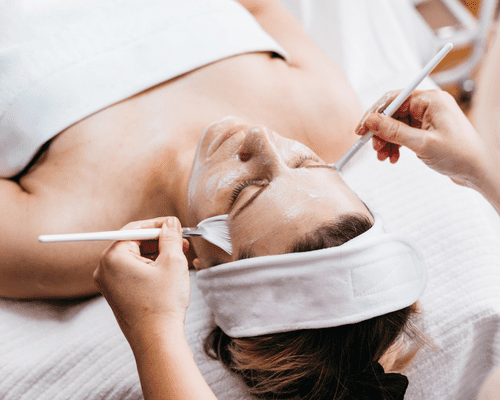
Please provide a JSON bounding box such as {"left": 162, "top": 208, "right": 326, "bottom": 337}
{"left": 126, "top": 316, "right": 188, "bottom": 359}
{"left": 129, "top": 320, "right": 216, "bottom": 400}
{"left": 468, "top": 150, "right": 500, "bottom": 213}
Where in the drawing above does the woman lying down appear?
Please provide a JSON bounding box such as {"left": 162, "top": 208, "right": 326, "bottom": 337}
{"left": 3, "top": 0, "right": 500, "bottom": 399}
{"left": 95, "top": 88, "right": 500, "bottom": 400}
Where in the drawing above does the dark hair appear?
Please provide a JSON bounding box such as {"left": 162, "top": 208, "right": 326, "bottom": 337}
{"left": 204, "top": 213, "right": 423, "bottom": 399}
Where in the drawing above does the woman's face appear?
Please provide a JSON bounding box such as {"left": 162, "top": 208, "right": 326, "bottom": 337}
{"left": 187, "top": 117, "right": 372, "bottom": 268}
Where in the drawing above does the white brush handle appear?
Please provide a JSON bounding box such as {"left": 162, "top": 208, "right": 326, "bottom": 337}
{"left": 38, "top": 228, "right": 200, "bottom": 242}
{"left": 334, "top": 42, "right": 453, "bottom": 172}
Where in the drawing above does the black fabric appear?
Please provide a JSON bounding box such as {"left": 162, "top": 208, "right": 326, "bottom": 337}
{"left": 346, "top": 362, "right": 409, "bottom": 400}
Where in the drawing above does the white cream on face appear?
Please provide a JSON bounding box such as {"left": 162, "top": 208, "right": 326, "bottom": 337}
{"left": 226, "top": 167, "right": 369, "bottom": 257}
{"left": 187, "top": 117, "right": 371, "bottom": 260}
{"left": 187, "top": 125, "right": 210, "bottom": 210}
{"left": 189, "top": 120, "right": 311, "bottom": 213}
{"left": 203, "top": 169, "right": 245, "bottom": 203}
{"left": 187, "top": 116, "right": 244, "bottom": 210}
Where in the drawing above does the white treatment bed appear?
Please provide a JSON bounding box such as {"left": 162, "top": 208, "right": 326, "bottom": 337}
{"left": 1, "top": 1, "right": 500, "bottom": 399}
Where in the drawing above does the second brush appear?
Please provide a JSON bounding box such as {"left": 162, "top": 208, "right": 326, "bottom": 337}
{"left": 38, "top": 214, "right": 233, "bottom": 255}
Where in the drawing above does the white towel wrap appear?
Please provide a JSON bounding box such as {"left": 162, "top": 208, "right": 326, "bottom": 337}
{"left": 197, "top": 215, "right": 426, "bottom": 338}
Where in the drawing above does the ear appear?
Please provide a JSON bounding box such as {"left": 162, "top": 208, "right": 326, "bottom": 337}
{"left": 191, "top": 236, "right": 232, "bottom": 270}
{"left": 193, "top": 258, "right": 209, "bottom": 271}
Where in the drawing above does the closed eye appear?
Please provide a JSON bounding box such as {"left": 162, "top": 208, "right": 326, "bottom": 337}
{"left": 230, "top": 180, "right": 265, "bottom": 205}
{"left": 293, "top": 154, "right": 321, "bottom": 168}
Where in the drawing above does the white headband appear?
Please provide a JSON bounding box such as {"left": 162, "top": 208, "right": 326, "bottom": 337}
{"left": 196, "top": 215, "right": 426, "bottom": 338}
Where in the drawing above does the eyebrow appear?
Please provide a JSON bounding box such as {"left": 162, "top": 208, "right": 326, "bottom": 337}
{"left": 231, "top": 164, "right": 336, "bottom": 218}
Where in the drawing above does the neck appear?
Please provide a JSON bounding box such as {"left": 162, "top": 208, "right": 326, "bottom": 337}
{"left": 165, "top": 146, "right": 197, "bottom": 228}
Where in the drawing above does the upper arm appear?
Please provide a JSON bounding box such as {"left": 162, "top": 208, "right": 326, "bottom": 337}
{"left": 0, "top": 179, "right": 34, "bottom": 265}
{"left": 235, "top": 0, "right": 362, "bottom": 125}
{"left": 0, "top": 177, "right": 103, "bottom": 299}
{"left": 235, "top": 0, "right": 336, "bottom": 70}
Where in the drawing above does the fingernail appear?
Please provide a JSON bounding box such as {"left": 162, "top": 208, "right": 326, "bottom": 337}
{"left": 166, "top": 217, "right": 179, "bottom": 229}
{"left": 182, "top": 239, "right": 190, "bottom": 253}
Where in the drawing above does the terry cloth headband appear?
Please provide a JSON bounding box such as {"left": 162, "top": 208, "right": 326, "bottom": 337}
{"left": 196, "top": 214, "right": 427, "bottom": 338}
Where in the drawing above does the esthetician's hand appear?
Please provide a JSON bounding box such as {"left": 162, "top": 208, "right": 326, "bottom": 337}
{"left": 95, "top": 219, "right": 219, "bottom": 400}
{"left": 355, "top": 89, "right": 488, "bottom": 188}
{"left": 94, "top": 217, "right": 191, "bottom": 347}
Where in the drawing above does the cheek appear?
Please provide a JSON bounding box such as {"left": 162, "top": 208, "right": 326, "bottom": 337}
{"left": 227, "top": 217, "right": 255, "bottom": 251}
{"left": 188, "top": 159, "right": 247, "bottom": 207}
{"left": 228, "top": 213, "right": 280, "bottom": 255}
{"left": 187, "top": 164, "right": 206, "bottom": 210}
{"left": 204, "top": 169, "right": 245, "bottom": 202}
{"left": 192, "top": 236, "right": 232, "bottom": 267}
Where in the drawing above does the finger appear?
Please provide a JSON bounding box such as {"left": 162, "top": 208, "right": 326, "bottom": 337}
{"left": 377, "top": 143, "right": 391, "bottom": 161}
{"left": 156, "top": 217, "right": 186, "bottom": 268}
{"left": 391, "top": 90, "right": 432, "bottom": 127}
{"left": 372, "top": 136, "right": 387, "bottom": 151}
{"left": 377, "top": 150, "right": 389, "bottom": 162}
{"left": 365, "top": 113, "right": 425, "bottom": 154}
{"left": 182, "top": 239, "right": 190, "bottom": 253}
{"left": 355, "top": 90, "right": 402, "bottom": 135}
{"left": 98, "top": 241, "right": 147, "bottom": 278}
{"left": 121, "top": 217, "right": 169, "bottom": 231}
{"left": 118, "top": 217, "right": 170, "bottom": 255}
{"left": 389, "top": 144, "right": 401, "bottom": 164}
{"left": 93, "top": 265, "right": 104, "bottom": 292}
{"left": 389, "top": 152, "right": 400, "bottom": 164}
{"left": 355, "top": 111, "right": 371, "bottom": 136}
{"left": 375, "top": 90, "right": 402, "bottom": 115}
{"left": 376, "top": 141, "right": 399, "bottom": 162}
{"left": 103, "top": 238, "right": 141, "bottom": 261}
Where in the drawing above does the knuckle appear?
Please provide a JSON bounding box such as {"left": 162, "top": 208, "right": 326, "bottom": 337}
{"left": 141, "top": 217, "right": 168, "bottom": 229}
{"left": 121, "top": 220, "right": 142, "bottom": 230}
{"left": 434, "top": 89, "right": 454, "bottom": 104}
{"left": 386, "top": 121, "right": 401, "bottom": 141}
{"left": 93, "top": 267, "right": 103, "bottom": 288}
{"left": 100, "top": 246, "right": 122, "bottom": 268}
{"left": 100, "top": 247, "right": 113, "bottom": 264}
{"left": 162, "top": 253, "right": 187, "bottom": 267}
{"left": 440, "top": 90, "right": 453, "bottom": 100}
{"left": 154, "top": 217, "right": 169, "bottom": 226}
{"left": 163, "top": 253, "right": 187, "bottom": 266}
{"left": 161, "top": 234, "right": 181, "bottom": 245}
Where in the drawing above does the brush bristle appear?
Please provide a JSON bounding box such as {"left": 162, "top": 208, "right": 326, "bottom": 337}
{"left": 198, "top": 214, "right": 233, "bottom": 255}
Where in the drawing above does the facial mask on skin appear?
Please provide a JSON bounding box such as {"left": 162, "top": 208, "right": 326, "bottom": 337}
{"left": 196, "top": 214, "right": 426, "bottom": 338}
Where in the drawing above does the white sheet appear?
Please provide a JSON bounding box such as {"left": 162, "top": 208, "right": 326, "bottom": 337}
{"left": 1, "top": 1, "right": 499, "bottom": 399}
{"left": 0, "top": 0, "right": 288, "bottom": 178}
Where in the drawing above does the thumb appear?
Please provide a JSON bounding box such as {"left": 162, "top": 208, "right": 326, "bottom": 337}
{"left": 156, "top": 217, "right": 185, "bottom": 266}
{"left": 366, "top": 113, "right": 424, "bottom": 154}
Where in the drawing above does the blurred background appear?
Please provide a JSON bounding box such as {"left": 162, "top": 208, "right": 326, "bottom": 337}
{"left": 416, "top": 0, "right": 500, "bottom": 112}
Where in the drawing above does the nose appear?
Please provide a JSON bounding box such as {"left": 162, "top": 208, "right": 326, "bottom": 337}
{"left": 238, "top": 126, "right": 283, "bottom": 167}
